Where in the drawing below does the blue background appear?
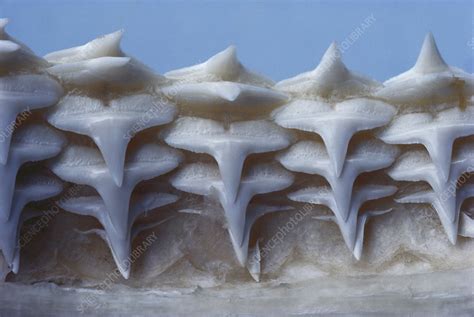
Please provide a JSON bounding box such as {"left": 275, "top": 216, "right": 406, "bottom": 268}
{"left": 1, "top": 0, "right": 472, "bottom": 82}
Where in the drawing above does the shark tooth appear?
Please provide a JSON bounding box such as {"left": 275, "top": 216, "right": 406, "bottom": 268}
{"left": 48, "top": 143, "right": 182, "bottom": 240}
{"left": 171, "top": 162, "right": 294, "bottom": 266}
{"left": 0, "top": 124, "right": 65, "bottom": 222}
{"left": 273, "top": 98, "right": 396, "bottom": 176}
{"left": 165, "top": 46, "right": 273, "bottom": 86}
{"left": 0, "top": 172, "right": 63, "bottom": 275}
{"left": 278, "top": 139, "right": 398, "bottom": 221}
{"left": 163, "top": 117, "right": 293, "bottom": 202}
{"left": 275, "top": 42, "right": 381, "bottom": 99}
{"left": 162, "top": 46, "right": 286, "bottom": 109}
{"left": 241, "top": 204, "right": 293, "bottom": 268}
{"left": 47, "top": 94, "right": 176, "bottom": 186}
{"left": 388, "top": 144, "right": 474, "bottom": 235}
{"left": 0, "top": 18, "right": 33, "bottom": 53}
{"left": 396, "top": 182, "right": 474, "bottom": 244}
{"left": 47, "top": 56, "right": 161, "bottom": 88}
{"left": 379, "top": 106, "right": 474, "bottom": 182}
{"left": 45, "top": 31, "right": 165, "bottom": 88}
{"left": 58, "top": 187, "right": 177, "bottom": 279}
{"left": 0, "top": 74, "right": 63, "bottom": 164}
{"left": 292, "top": 184, "right": 396, "bottom": 258}
{"left": 44, "top": 30, "right": 124, "bottom": 64}
{"left": 375, "top": 33, "right": 474, "bottom": 104}
{"left": 0, "top": 40, "right": 48, "bottom": 70}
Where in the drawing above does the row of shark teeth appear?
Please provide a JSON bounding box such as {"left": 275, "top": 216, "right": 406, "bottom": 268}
{"left": 0, "top": 18, "right": 67, "bottom": 278}
{"left": 277, "top": 139, "right": 399, "bottom": 222}
{"left": 162, "top": 117, "right": 294, "bottom": 203}
{"left": 272, "top": 98, "right": 396, "bottom": 176}
{"left": 388, "top": 143, "right": 474, "bottom": 244}
{"left": 378, "top": 105, "right": 474, "bottom": 182}
{"left": 46, "top": 94, "right": 177, "bottom": 187}
{"left": 170, "top": 162, "right": 294, "bottom": 266}
{"left": 58, "top": 185, "right": 178, "bottom": 279}
{"left": 0, "top": 172, "right": 63, "bottom": 274}
{"left": 0, "top": 124, "right": 65, "bottom": 222}
{"left": 0, "top": 74, "right": 63, "bottom": 164}
{"left": 40, "top": 27, "right": 473, "bottom": 107}
{"left": 44, "top": 30, "right": 166, "bottom": 89}
{"left": 289, "top": 184, "right": 396, "bottom": 259}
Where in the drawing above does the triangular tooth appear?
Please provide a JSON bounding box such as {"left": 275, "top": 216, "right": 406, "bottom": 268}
{"left": 205, "top": 45, "right": 240, "bottom": 77}
{"left": 215, "top": 145, "right": 246, "bottom": 203}
{"left": 425, "top": 130, "right": 453, "bottom": 182}
{"left": 330, "top": 177, "right": 354, "bottom": 221}
{"left": 221, "top": 199, "right": 247, "bottom": 257}
{"left": 11, "top": 250, "right": 19, "bottom": 274}
{"left": 90, "top": 120, "right": 130, "bottom": 187}
{"left": 109, "top": 237, "right": 131, "bottom": 279}
{"left": 413, "top": 33, "right": 448, "bottom": 73}
{"left": 317, "top": 42, "right": 344, "bottom": 70}
{"left": 320, "top": 126, "right": 353, "bottom": 177}
{"left": 97, "top": 186, "right": 131, "bottom": 239}
{"left": 337, "top": 217, "right": 357, "bottom": 252}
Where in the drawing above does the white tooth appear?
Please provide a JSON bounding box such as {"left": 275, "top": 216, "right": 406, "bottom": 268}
{"left": 47, "top": 94, "right": 176, "bottom": 186}
{"left": 47, "top": 56, "right": 162, "bottom": 88}
{"left": 294, "top": 184, "right": 396, "bottom": 258}
{"left": 164, "top": 117, "right": 293, "bottom": 203}
{"left": 0, "top": 173, "right": 62, "bottom": 276}
{"left": 275, "top": 42, "right": 381, "bottom": 99}
{"left": 390, "top": 144, "right": 474, "bottom": 242}
{"left": 0, "top": 74, "right": 63, "bottom": 164}
{"left": 165, "top": 45, "right": 273, "bottom": 86}
{"left": 44, "top": 30, "right": 124, "bottom": 64}
{"left": 49, "top": 143, "right": 182, "bottom": 239}
{"left": 171, "top": 163, "right": 293, "bottom": 265}
{"left": 45, "top": 30, "right": 165, "bottom": 88}
{"left": 59, "top": 187, "right": 178, "bottom": 279}
{"left": 278, "top": 139, "right": 398, "bottom": 221}
{"left": 0, "top": 40, "right": 48, "bottom": 69}
{"left": 0, "top": 18, "right": 33, "bottom": 53}
{"left": 273, "top": 98, "right": 395, "bottom": 176}
{"left": 0, "top": 124, "right": 64, "bottom": 222}
{"left": 375, "top": 33, "right": 474, "bottom": 104}
{"left": 379, "top": 107, "right": 474, "bottom": 182}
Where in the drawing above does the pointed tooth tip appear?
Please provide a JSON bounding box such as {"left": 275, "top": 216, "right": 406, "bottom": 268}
{"left": 112, "top": 172, "right": 124, "bottom": 187}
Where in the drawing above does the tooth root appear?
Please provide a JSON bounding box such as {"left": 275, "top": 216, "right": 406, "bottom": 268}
{"left": 91, "top": 121, "right": 130, "bottom": 187}
{"left": 216, "top": 146, "right": 246, "bottom": 203}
